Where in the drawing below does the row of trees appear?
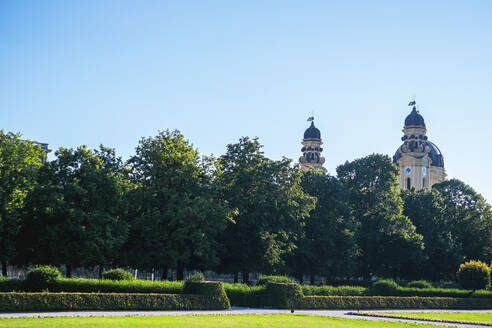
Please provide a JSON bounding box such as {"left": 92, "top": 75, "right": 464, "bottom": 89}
{"left": 1, "top": 130, "right": 491, "bottom": 282}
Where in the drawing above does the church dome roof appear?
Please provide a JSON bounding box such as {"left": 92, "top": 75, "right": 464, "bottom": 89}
{"left": 405, "top": 107, "right": 426, "bottom": 127}
{"left": 304, "top": 121, "right": 321, "bottom": 139}
{"left": 393, "top": 140, "right": 444, "bottom": 168}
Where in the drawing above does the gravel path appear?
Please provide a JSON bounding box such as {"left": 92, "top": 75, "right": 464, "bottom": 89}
{"left": 1, "top": 307, "right": 491, "bottom": 327}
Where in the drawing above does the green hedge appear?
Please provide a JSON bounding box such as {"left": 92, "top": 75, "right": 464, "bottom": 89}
{"left": 297, "top": 296, "right": 492, "bottom": 310}
{"left": 52, "top": 278, "right": 184, "bottom": 294}
{"left": 223, "top": 283, "right": 266, "bottom": 308}
{"left": 183, "top": 281, "right": 230, "bottom": 309}
{"left": 302, "top": 285, "right": 366, "bottom": 296}
{"left": 0, "top": 292, "right": 229, "bottom": 312}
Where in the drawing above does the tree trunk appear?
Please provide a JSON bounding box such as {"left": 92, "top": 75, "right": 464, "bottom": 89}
{"left": 299, "top": 274, "right": 304, "bottom": 285}
{"left": 98, "top": 264, "right": 104, "bottom": 279}
{"left": 242, "top": 271, "right": 249, "bottom": 285}
{"left": 66, "top": 264, "right": 72, "bottom": 278}
{"left": 233, "top": 272, "right": 239, "bottom": 283}
{"left": 1, "top": 260, "right": 7, "bottom": 277}
{"left": 176, "top": 262, "right": 184, "bottom": 281}
{"left": 161, "top": 265, "right": 168, "bottom": 280}
{"left": 310, "top": 274, "right": 315, "bottom": 285}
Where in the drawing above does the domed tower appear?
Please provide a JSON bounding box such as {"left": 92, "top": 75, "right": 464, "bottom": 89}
{"left": 299, "top": 118, "right": 326, "bottom": 171}
{"left": 393, "top": 101, "right": 446, "bottom": 190}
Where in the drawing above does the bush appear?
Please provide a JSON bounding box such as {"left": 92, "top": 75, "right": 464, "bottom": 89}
{"left": 183, "top": 281, "right": 230, "bottom": 309}
{"left": 223, "top": 283, "right": 266, "bottom": 307}
{"left": 257, "top": 275, "right": 293, "bottom": 286}
{"left": 186, "top": 272, "right": 204, "bottom": 282}
{"left": 369, "top": 280, "right": 400, "bottom": 296}
{"left": 51, "top": 278, "right": 183, "bottom": 294}
{"left": 297, "top": 296, "right": 492, "bottom": 310}
{"left": 302, "top": 285, "right": 366, "bottom": 296}
{"left": 102, "top": 268, "right": 134, "bottom": 281}
{"left": 263, "top": 282, "right": 303, "bottom": 308}
{"left": 457, "top": 260, "right": 491, "bottom": 290}
{"left": 0, "top": 292, "right": 229, "bottom": 312}
{"left": 406, "top": 280, "right": 433, "bottom": 289}
{"left": 0, "top": 277, "right": 25, "bottom": 292}
{"left": 25, "top": 266, "right": 61, "bottom": 291}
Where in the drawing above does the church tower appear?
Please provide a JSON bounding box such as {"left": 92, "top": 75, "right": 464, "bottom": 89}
{"left": 393, "top": 101, "right": 446, "bottom": 190}
{"left": 299, "top": 118, "right": 326, "bottom": 171}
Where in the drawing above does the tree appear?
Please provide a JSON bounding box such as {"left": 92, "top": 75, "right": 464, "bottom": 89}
{"left": 290, "top": 169, "right": 356, "bottom": 283}
{"left": 336, "top": 154, "right": 424, "bottom": 279}
{"left": 0, "top": 131, "right": 45, "bottom": 276}
{"left": 18, "top": 146, "right": 129, "bottom": 277}
{"left": 216, "top": 137, "right": 315, "bottom": 283}
{"left": 123, "top": 130, "right": 232, "bottom": 280}
{"left": 433, "top": 179, "right": 492, "bottom": 264}
{"left": 402, "top": 188, "right": 464, "bottom": 280}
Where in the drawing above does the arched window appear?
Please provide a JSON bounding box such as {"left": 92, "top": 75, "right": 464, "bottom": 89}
{"left": 407, "top": 178, "right": 411, "bottom": 189}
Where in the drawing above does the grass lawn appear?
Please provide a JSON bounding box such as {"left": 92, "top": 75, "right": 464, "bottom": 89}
{"left": 377, "top": 312, "right": 492, "bottom": 324}
{"left": 0, "top": 314, "right": 445, "bottom": 328}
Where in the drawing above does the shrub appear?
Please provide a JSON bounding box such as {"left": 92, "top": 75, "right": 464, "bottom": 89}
{"left": 369, "top": 279, "right": 400, "bottom": 296}
{"left": 457, "top": 260, "right": 491, "bottom": 290}
{"left": 302, "top": 285, "right": 366, "bottom": 296}
{"left": 51, "top": 278, "right": 183, "bottom": 294}
{"left": 223, "top": 283, "right": 266, "bottom": 307}
{"left": 25, "top": 265, "right": 61, "bottom": 291}
{"left": 0, "top": 292, "right": 229, "bottom": 312}
{"left": 186, "top": 272, "right": 204, "bottom": 282}
{"left": 183, "top": 281, "right": 230, "bottom": 309}
{"left": 102, "top": 268, "right": 134, "bottom": 281}
{"left": 257, "top": 275, "right": 293, "bottom": 286}
{"left": 263, "top": 282, "right": 303, "bottom": 308}
{"left": 0, "top": 277, "right": 25, "bottom": 292}
{"left": 406, "top": 280, "right": 433, "bottom": 289}
{"left": 297, "top": 296, "right": 492, "bottom": 310}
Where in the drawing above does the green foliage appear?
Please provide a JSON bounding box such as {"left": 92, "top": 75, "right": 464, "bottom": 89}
{"left": 296, "top": 295, "right": 492, "bottom": 310}
{"left": 182, "top": 281, "right": 230, "bottom": 309}
{"left": 186, "top": 272, "right": 205, "bottom": 282}
{"left": 257, "top": 275, "right": 293, "bottom": 286}
{"left": 369, "top": 280, "right": 400, "bottom": 296}
{"left": 0, "top": 131, "right": 45, "bottom": 274}
{"left": 51, "top": 278, "right": 183, "bottom": 294}
{"left": 291, "top": 170, "right": 356, "bottom": 281}
{"left": 434, "top": 180, "right": 492, "bottom": 266}
{"left": 25, "top": 266, "right": 61, "bottom": 291}
{"left": 223, "top": 283, "right": 266, "bottom": 307}
{"left": 302, "top": 285, "right": 366, "bottom": 296}
{"left": 406, "top": 280, "right": 433, "bottom": 289}
{"left": 263, "top": 282, "right": 303, "bottom": 309}
{"left": 216, "top": 137, "right": 315, "bottom": 280}
{"left": 0, "top": 277, "right": 25, "bottom": 292}
{"left": 457, "top": 260, "right": 491, "bottom": 290}
{"left": 18, "top": 146, "right": 130, "bottom": 275}
{"left": 337, "top": 154, "right": 424, "bottom": 280}
{"left": 124, "top": 130, "right": 233, "bottom": 279}
{"left": 102, "top": 268, "right": 134, "bottom": 281}
{"left": 402, "top": 188, "right": 465, "bottom": 281}
{"left": 0, "top": 292, "right": 229, "bottom": 312}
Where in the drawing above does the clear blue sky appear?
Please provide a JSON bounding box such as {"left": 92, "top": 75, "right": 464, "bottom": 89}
{"left": 1, "top": 1, "right": 491, "bottom": 202}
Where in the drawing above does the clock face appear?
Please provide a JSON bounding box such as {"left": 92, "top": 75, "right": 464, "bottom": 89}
{"left": 422, "top": 167, "right": 427, "bottom": 176}
{"left": 405, "top": 166, "right": 412, "bottom": 175}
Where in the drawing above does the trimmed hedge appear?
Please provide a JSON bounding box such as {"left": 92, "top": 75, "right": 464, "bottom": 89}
{"left": 25, "top": 266, "right": 61, "bottom": 291}
{"left": 183, "top": 281, "right": 230, "bottom": 309}
{"left": 263, "top": 283, "right": 303, "bottom": 309}
{"left": 297, "top": 296, "right": 492, "bottom": 310}
{"left": 223, "top": 283, "right": 266, "bottom": 308}
{"left": 0, "top": 292, "right": 229, "bottom": 312}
